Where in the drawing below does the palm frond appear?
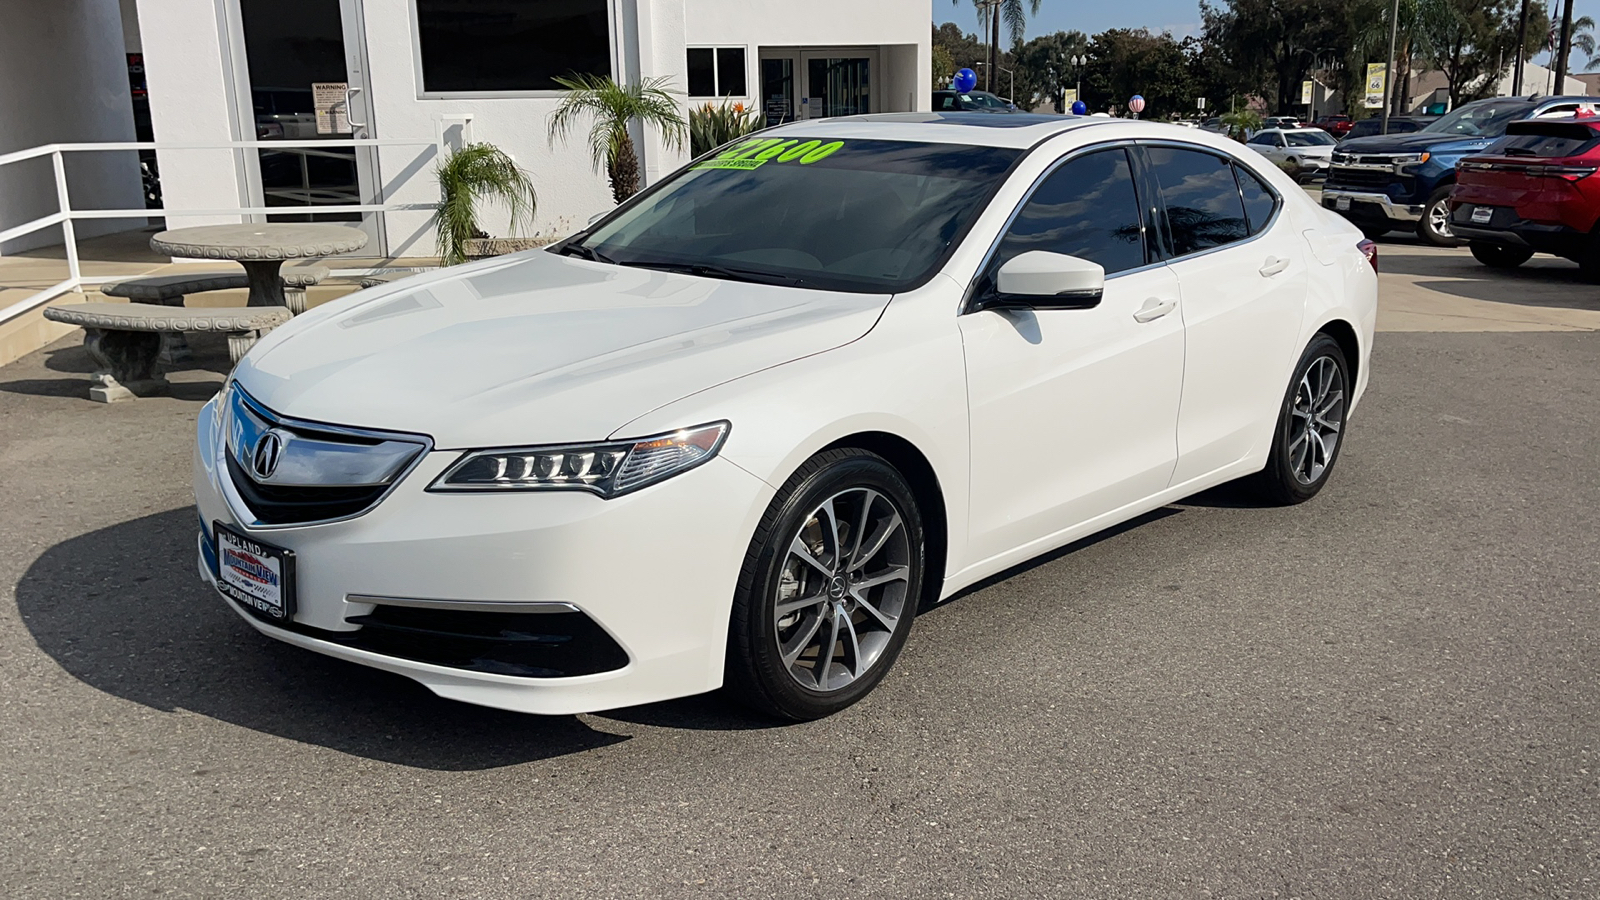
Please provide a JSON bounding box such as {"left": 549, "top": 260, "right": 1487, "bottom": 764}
{"left": 431, "top": 143, "right": 537, "bottom": 265}
{"left": 547, "top": 74, "right": 688, "bottom": 202}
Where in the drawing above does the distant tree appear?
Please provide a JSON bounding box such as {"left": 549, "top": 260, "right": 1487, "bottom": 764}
{"left": 1416, "top": 0, "right": 1539, "bottom": 107}
{"left": 933, "top": 21, "right": 990, "bottom": 80}
{"left": 1200, "top": 0, "right": 1348, "bottom": 114}
{"left": 1082, "top": 28, "right": 1195, "bottom": 119}
{"left": 1012, "top": 30, "right": 1088, "bottom": 110}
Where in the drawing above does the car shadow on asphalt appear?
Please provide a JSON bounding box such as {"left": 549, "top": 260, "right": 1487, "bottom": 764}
{"left": 14, "top": 507, "right": 632, "bottom": 770}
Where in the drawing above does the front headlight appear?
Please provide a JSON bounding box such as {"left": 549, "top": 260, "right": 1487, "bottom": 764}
{"left": 1391, "top": 152, "right": 1430, "bottom": 169}
{"left": 428, "top": 421, "right": 730, "bottom": 497}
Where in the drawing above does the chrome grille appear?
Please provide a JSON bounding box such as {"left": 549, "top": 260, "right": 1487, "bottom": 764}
{"left": 223, "top": 387, "right": 431, "bottom": 526}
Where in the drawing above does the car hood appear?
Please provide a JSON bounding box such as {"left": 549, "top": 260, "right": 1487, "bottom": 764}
{"left": 1337, "top": 132, "right": 1495, "bottom": 155}
{"left": 232, "top": 251, "right": 889, "bottom": 447}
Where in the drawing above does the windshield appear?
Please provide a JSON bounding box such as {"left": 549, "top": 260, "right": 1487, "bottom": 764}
{"left": 567, "top": 138, "right": 1022, "bottom": 293}
{"left": 1422, "top": 99, "right": 1534, "bottom": 137}
{"left": 962, "top": 92, "right": 1010, "bottom": 109}
{"left": 1285, "top": 131, "right": 1335, "bottom": 147}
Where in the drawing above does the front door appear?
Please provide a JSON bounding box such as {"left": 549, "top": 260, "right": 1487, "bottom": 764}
{"left": 960, "top": 146, "right": 1185, "bottom": 565}
{"left": 227, "top": 0, "right": 384, "bottom": 253}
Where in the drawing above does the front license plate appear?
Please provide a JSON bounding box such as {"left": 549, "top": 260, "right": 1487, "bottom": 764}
{"left": 214, "top": 522, "right": 295, "bottom": 623}
{"left": 1335, "top": 195, "right": 1352, "bottom": 211}
{"left": 1471, "top": 206, "right": 1493, "bottom": 224}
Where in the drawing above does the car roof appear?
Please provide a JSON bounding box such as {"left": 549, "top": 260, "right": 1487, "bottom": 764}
{"left": 763, "top": 112, "right": 1211, "bottom": 149}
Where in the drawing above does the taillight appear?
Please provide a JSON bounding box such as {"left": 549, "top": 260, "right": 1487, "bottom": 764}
{"left": 1548, "top": 165, "right": 1596, "bottom": 182}
{"left": 1357, "top": 239, "right": 1378, "bottom": 272}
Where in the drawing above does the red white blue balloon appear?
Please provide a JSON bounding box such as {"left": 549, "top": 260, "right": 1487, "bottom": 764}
{"left": 1128, "top": 95, "right": 1146, "bottom": 114}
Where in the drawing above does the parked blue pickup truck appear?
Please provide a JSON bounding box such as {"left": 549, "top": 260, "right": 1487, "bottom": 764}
{"left": 1323, "top": 95, "right": 1600, "bottom": 245}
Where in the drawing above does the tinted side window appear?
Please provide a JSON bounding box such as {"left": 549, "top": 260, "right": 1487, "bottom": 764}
{"left": 1234, "top": 165, "right": 1278, "bottom": 235}
{"left": 992, "top": 147, "right": 1146, "bottom": 277}
{"left": 1146, "top": 146, "right": 1250, "bottom": 257}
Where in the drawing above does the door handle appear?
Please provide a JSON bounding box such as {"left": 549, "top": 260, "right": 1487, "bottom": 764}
{"left": 345, "top": 85, "right": 367, "bottom": 135}
{"left": 1259, "top": 256, "right": 1290, "bottom": 277}
{"left": 1132, "top": 297, "right": 1177, "bottom": 323}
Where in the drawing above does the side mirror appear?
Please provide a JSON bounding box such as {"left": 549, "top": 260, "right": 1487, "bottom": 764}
{"left": 983, "top": 251, "right": 1105, "bottom": 310}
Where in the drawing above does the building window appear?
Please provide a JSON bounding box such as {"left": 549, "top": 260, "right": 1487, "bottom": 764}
{"left": 686, "top": 47, "right": 747, "bottom": 97}
{"left": 415, "top": 0, "right": 611, "bottom": 94}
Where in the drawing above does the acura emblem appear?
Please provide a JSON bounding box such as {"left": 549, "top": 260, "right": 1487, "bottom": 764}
{"left": 252, "top": 429, "right": 287, "bottom": 480}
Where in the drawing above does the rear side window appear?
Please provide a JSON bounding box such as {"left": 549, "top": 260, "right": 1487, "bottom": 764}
{"left": 991, "top": 147, "right": 1147, "bottom": 276}
{"left": 1234, "top": 165, "right": 1278, "bottom": 235}
{"left": 1145, "top": 146, "right": 1250, "bottom": 257}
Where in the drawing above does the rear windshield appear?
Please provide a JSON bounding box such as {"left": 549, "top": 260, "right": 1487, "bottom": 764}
{"left": 1486, "top": 122, "right": 1600, "bottom": 158}
{"left": 568, "top": 138, "right": 1022, "bottom": 293}
{"left": 1285, "top": 131, "right": 1335, "bottom": 147}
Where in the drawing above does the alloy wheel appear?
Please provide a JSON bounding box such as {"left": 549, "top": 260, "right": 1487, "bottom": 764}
{"left": 773, "top": 488, "right": 911, "bottom": 692}
{"left": 1287, "top": 355, "right": 1346, "bottom": 485}
{"left": 1428, "top": 200, "right": 1453, "bottom": 239}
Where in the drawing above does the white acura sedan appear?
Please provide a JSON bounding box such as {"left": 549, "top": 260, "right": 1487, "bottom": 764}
{"left": 195, "top": 113, "right": 1377, "bottom": 720}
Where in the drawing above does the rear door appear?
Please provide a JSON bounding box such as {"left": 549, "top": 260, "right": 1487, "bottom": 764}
{"left": 1140, "top": 144, "right": 1309, "bottom": 486}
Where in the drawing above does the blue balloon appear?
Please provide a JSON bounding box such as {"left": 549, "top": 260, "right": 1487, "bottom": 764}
{"left": 952, "top": 68, "right": 977, "bottom": 93}
{"left": 1071, "top": 100, "right": 1088, "bottom": 116}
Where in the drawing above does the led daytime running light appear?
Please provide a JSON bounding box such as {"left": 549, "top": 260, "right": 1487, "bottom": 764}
{"left": 429, "top": 422, "right": 730, "bottom": 497}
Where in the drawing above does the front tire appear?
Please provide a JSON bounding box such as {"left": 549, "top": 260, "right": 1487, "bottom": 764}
{"left": 725, "top": 449, "right": 925, "bottom": 720}
{"left": 1416, "top": 186, "right": 1459, "bottom": 247}
{"left": 1469, "top": 241, "right": 1533, "bottom": 269}
{"left": 1251, "top": 334, "right": 1351, "bottom": 505}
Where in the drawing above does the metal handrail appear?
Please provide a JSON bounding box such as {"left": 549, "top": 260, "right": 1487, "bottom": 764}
{"left": 0, "top": 138, "right": 442, "bottom": 327}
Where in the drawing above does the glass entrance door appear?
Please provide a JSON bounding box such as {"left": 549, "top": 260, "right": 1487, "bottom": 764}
{"left": 229, "top": 0, "right": 383, "bottom": 252}
{"left": 804, "top": 56, "right": 871, "bottom": 118}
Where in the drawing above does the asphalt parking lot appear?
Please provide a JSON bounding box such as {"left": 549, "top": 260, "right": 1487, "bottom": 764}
{"left": 2, "top": 241, "right": 1597, "bottom": 898}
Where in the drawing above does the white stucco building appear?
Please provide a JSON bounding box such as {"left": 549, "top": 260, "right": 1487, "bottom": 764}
{"left": 0, "top": 0, "right": 930, "bottom": 259}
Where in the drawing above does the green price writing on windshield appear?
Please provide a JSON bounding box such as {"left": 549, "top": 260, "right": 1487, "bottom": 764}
{"left": 692, "top": 138, "right": 845, "bottom": 171}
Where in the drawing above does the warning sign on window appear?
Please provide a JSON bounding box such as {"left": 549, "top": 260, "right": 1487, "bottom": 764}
{"left": 313, "top": 82, "right": 349, "bottom": 134}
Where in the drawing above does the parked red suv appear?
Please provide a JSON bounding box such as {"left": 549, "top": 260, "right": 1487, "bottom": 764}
{"left": 1314, "top": 115, "right": 1353, "bottom": 138}
{"left": 1449, "top": 114, "right": 1600, "bottom": 278}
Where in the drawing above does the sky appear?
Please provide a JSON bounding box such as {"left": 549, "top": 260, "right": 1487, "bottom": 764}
{"left": 935, "top": 0, "right": 1600, "bottom": 72}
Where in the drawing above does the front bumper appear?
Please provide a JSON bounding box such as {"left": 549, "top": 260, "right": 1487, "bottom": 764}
{"left": 1322, "top": 189, "right": 1424, "bottom": 224}
{"left": 194, "top": 394, "right": 775, "bottom": 715}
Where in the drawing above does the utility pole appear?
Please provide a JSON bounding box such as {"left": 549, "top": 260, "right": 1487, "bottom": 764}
{"left": 1513, "top": 0, "right": 1530, "bottom": 95}
{"left": 1381, "top": 0, "right": 1399, "bottom": 135}
{"left": 1555, "top": 0, "right": 1575, "bottom": 92}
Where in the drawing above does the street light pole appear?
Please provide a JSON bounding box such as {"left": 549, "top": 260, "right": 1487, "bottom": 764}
{"left": 1381, "top": 0, "right": 1399, "bottom": 135}
{"left": 1513, "top": 0, "right": 1530, "bottom": 96}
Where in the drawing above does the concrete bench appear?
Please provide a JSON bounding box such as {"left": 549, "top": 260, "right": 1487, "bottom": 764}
{"left": 99, "top": 262, "right": 328, "bottom": 362}
{"left": 101, "top": 272, "right": 248, "bottom": 364}
{"left": 43, "top": 302, "right": 291, "bottom": 402}
{"left": 280, "top": 262, "right": 330, "bottom": 314}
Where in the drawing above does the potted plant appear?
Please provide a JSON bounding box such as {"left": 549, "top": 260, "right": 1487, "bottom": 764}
{"left": 690, "top": 100, "right": 763, "bottom": 157}
{"left": 1221, "top": 110, "right": 1264, "bottom": 143}
{"left": 548, "top": 74, "right": 688, "bottom": 204}
{"left": 432, "top": 143, "right": 538, "bottom": 265}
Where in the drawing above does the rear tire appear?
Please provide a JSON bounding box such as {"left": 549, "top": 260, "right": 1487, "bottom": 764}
{"left": 1416, "top": 185, "right": 1460, "bottom": 247}
{"left": 1250, "top": 334, "right": 1351, "bottom": 506}
{"left": 725, "top": 449, "right": 925, "bottom": 721}
{"left": 1580, "top": 231, "right": 1600, "bottom": 283}
{"left": 1469, "top": 241, "right": 1533, "bottom": 269}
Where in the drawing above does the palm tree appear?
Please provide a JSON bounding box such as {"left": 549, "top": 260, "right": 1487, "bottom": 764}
{"left": 957, "top": 0, "right": 1043, "bottom": 91}
{"left": 549, "top": 74, "right": 688, "bottom": 204}
{"left": 431, "top": 143, "right": 537, "bottom": 266}
{"left": 1562, "top": 15, "right": 1600, "bottom": 71}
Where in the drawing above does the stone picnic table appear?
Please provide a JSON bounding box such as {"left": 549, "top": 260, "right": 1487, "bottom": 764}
{"left": 149, "top": 223, "right": 368, "bottom": 308}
